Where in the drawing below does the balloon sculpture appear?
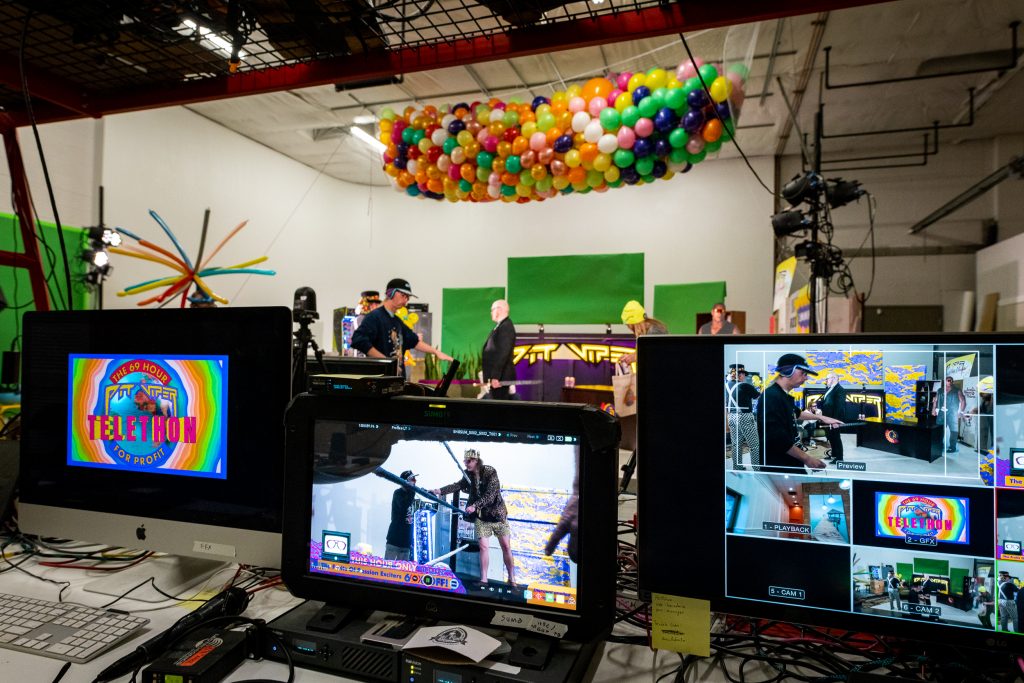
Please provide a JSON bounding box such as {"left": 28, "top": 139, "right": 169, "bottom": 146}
{"left": 113, "top": 209, "right": 275, "bottom": 307}
{"left": 380, "top": 58, "right": 748, "bottom": 202}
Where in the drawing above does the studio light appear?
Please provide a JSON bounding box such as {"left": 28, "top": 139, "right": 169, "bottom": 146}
{"left": 826, "top": 178, "right": 866, "bottom": 209}
{"left": 782, "top": 172, "right": 825, "bottom": 207}
{"left": 350, "top": 125, "right": 387, "bottom": 154}
{"left": 771, "top": 209, "right": 814, "bottom": 237}
{"left": 88, "top": 226, "right": 121, "bottom": 247}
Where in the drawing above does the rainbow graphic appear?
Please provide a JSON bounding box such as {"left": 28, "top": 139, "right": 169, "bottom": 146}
{"left": 875, "top": 493, "right": 969, "bottom": 546}
{"left": 67, "top": 354, "right": 228, "bottom": 478}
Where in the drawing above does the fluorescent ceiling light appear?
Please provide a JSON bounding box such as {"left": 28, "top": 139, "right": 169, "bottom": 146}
{"left": 353, "top": 114, "right": 377, "bottom": 125}
{"left": 181, "top": 19, "right": 246, "bottom": 60}
{"left": 350, "top": 125, "right": 386, "bottom": 154}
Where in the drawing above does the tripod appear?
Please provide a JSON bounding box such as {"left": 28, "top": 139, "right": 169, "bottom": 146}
{"left": 292, "top": 311, "right": 326, "bottom": 396}
{"left": 619, "top": 449, "right": 637, "bottom": 494}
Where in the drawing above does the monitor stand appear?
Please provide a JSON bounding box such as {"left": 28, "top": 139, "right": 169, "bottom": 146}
{"left": 83, "top": 555, "right": 228, "bottom": 603}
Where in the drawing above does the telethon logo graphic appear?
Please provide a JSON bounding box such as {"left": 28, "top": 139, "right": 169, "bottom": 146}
{"left": 875, "top": 493, "right": 969, "bottom": 546}
{"left": 88, "top": 358, "right": 196, "bottom": 469}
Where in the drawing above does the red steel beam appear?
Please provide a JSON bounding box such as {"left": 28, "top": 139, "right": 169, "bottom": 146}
{"left": 0, "top": 113, "right": 51, "bottom": 311}
{"left": 52, "top": 0, "right": 893, "bottom": 119}
{"left": 0, "top": 57, "right": 93, "bottom": 117}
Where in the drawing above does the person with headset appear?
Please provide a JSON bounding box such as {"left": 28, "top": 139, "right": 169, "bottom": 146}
{"left": 756, "top": 353, "right": 844, "bottom": 473}
{"left": 351, "top": 278, "right": 453, "bottom": 375}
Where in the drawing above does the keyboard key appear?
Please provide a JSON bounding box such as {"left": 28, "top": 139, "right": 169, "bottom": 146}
{"left": 5, "top": 626, "right": 29, "bottom": 635}
{"left": 45, "top": 643, "right": 73, "bottom": 655}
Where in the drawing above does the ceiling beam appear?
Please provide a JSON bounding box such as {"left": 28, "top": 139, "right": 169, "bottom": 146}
{"left": 25, "top": 0, "right": 891, "bottom": 122}
{"left": 0, "top": 58, "right": 93, "bottom": 117}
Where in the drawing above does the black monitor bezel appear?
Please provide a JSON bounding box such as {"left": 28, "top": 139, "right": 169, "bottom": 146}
{"left": 310, "top": 356, "right": 399, "bottom": 377}
{"left": 637, "top": 332, "right": 1024, "bottom": 653}
{"left": 19, "top": 306, "right": 293, "bottom": 535}
{"left": 281, "top": 394, "right": 619, "bottom": 642}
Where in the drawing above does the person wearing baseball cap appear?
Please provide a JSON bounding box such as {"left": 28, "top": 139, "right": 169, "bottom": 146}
{"left": 385, "top": 470, "right": 419, "bottom": 561}
{"left": 726, "top": 364, "right": 761, "bottom": 470}
{"left": 754, "top": 352, "right": 843, "bottom": 473}
{"left": 351, "top": 277, "right": 453, "bottom": 375}
{"left": 619, "top": 300, "right": 668, "bottom": 364}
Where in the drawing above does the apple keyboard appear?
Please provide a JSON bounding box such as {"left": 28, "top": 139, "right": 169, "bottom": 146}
{"left": 0, "top": 592, "right": 149, "bottom": 663}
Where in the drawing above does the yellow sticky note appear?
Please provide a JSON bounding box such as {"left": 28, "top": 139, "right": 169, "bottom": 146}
{"left": 651, "top": 593, "right": 711, "bottom": 656}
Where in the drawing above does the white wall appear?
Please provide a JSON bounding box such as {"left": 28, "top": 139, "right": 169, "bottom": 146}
{"left": 726, "top": 472, "right": 788, "bottom": 531}
{"left": 99, "top": 107, "right": 776, "bottom": 341}
{"left": 0, "top": 117, "right": 101, "bottom": 227}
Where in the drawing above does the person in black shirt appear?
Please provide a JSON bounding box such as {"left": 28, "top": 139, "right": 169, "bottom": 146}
{"left": 999, "top": 570, "right": 1019, "bottom": 631}
{"left": 385, "top": 470, "right": 418, "bottom": 561}
{"left": 756, "top": 353, "right": 843, "bottom": 473}
{"left": 817, "top": 372, "right": 849, "bottom": 462}
{"left": 726, "top": 364, "right": 761, "bottom": 469}
{"left": 886, "top": 570, "right": 902, "bottom": 611}
{"left": 351, "top": 278, "right": 452, "bottom": 374}
{"left": 482, "top": 299, "right": 516, "bottom": 400}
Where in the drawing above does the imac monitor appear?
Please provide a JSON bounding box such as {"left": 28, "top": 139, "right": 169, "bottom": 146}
{"left": 281, "top": 394, "right": 619, "bottom": 641}
{"left": 638, "top": 334, "right": 1022, "bottom": 652}
{"left": 20, "top": 307, "right": 293, "bottom": 584}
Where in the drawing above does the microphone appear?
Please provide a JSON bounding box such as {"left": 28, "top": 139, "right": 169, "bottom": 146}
{"left": 94, "top": 586, "right": 250, "bottom": 682}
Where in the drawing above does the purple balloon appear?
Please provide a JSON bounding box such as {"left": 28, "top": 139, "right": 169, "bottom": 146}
{"left": 687, "top": 88, "right": 709, "bottom": 109}
{"left": 652, "top": 160, "right": 667, "bottom": 178}
{"left": 653, "top": 107, "right": 677, "bottom": 133}
{"left": 553, "top": 134, "right": 574, "bottom": 153}
{"left": 632, "top": 86, "right": 651, "bottom": 106}
{"left": 447, "top": 119, "right": 466, "bottom": 135}
{"left": 531, "top": 95, "right": 551, "bottom": 111}
{"left": 632, "top": 138, "right": 653, "bottom": 158}
{"left": 681, "top": 162, "right": 693, "bottom": 173}
{"left": 682, "top": 110, "right": 706, "bottom": 133}
{"left": 654, "top": 138, "right": 672, "bottom": 158}
{"left": 394, "top": 157, "right": 408, "bottom": 170}
{"left": 716, "top": 102, "right": 732, "bottom": 121}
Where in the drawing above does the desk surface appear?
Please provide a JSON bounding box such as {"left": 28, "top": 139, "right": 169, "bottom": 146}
{"left": 0, "top": 544, "right": 666, "bottom": 683}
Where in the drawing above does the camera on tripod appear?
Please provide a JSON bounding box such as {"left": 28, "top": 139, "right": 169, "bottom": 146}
{"left": 293, "top": 287, "right": 319, "bottom": 324}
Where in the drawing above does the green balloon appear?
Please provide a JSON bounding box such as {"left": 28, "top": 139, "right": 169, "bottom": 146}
{"left": 664, "top": 88, "right": 686, "bottom": 111}
{"left": 651, "top": 88, "right": 667, "bottom": 107}
{"left": 500, "top": 184, "right": 517, "bottom": 196}
{"left": 669, "top": 147, "right": 689, "bottom": 164}
{"left": 518, "top": 170, "right": 535, "bottom": 187}
{"left": 443, "top": 137, "right": 458, "bottom": 155}
{"left": 476, "top": 151, "right": 494, "bottom": 170}
{"left": 621, "top": 106, "right": 641, "bottom": 128}
{"left": 380, "top": 107, "right": 396, "bottom": 121}
{"left": 505, "top": 155, "right": 522, "bottom": 174}
{"left": 459, "top": 179, "right": 473, "bottom": 192}
{"left": 401, "top": 127, "right": 415, "bottom": 144}
{"left": 689, "top": 150, "right": 707, "bottom": 164}
{"left": 698, "top": 64, "right": 719, "bottom": 84}
{"left": 608, "top": 179, "right": 623, "bottom": 188}
{"left": 705, "top": 140, "right": 722, "bottom": 154}
{"left": 586, "top": 170, "right": 604, "bottom": 188}
{"left": 638, "top": 97, "right": 658, "bottom": 119}
{"left": 503, "top": 110, "right": 519, "bottom": 127}
{"left": 536, "top": 176, "right": 553, "bottom": 192}
{"left": 599, "top": 107, "right": 622, "bottom": 131}
{"left": 668, "top": 128, "right": 689, "bottom": 149}
{"left": 538, "top": 113, "right": 556, "bottom": 132}
{"left": 410, "top": 129, "right": 425, "bottom": 144}
{"left": 683, "top": 77, "right": 702, "bottom": 96}
{"left": 613, "top": 149, "right": 635, "bottom": 168}
{"left": 635, "top": 157, "right": 655, "bottom": 176}
{"left": 642, "top": 174, "right": 655, "bottom": 184}
{"left": 727, "top": 63, "right": 750, "bottom": 79}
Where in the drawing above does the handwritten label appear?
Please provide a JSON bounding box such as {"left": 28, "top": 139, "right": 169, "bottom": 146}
{"left": 490, "top": 611, "right": 534, "bottom": 629}
{"left": 651, "top": 593, "right": 710, "bottom": 656}
{"left": 192, "top": 540, "right": 235, "bottom": 557}
{"left": 525, "top": 618, "right": 568, "bottom": 639}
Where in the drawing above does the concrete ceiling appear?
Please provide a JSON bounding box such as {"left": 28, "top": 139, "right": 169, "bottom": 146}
{"left": 183, "top": 0, "right": 1023, "bottom": 187}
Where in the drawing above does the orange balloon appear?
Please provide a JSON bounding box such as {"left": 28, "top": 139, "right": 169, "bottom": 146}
{"left": 511, "top": 136, "right": 529, "bottom": 155}
{"left": 501, "top": 172, "right": 519, "bottom": 186}
{"left": 496, "top": 141, "right": 512, "bottom": 158}
{"left": 519, "top": 110, "right": 536, "bottom": 124}
{"left": 579, "top": 143, "right": 599, "bottom": 164}
{"left": 545, "top": 127, "right": 563, "bottom": 145}
{"left": 556, "top": 111, "right": 573, "bottom": 131}
{"left": 567, "top": 166, "right": 587, "bottom": 184}
{"left": 385, "top": 164, "right": 400, "bottom": 178}
{"left": 427, "top": 178, "right": 444, "bottom": 193}
{"left": 460, "top": 163, "right": 476, "bottom": 183}
{"left": 398, "top": 171, "right": 414, "bottom": 188}
{"left": 581, "top": 77, "right": 614, "bottom": 101}
{"left": 492, "top": 157, "right": 506, "bottom": 174}
{"left": 531, "top": 165, "right": 547, "bottom": 181}
{"left": 703, "top": 119, "right": 723, "bottom": 142}
{"left": 415, "top": 169, "right": 428, "bottom": 184}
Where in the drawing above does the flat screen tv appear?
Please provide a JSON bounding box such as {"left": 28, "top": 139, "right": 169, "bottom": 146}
{"left": 19, "top": 307, "right": 292, "bottom": 588}
{"left": 281, "top": 394, "right": 619, "bottom": 641}
{"left": 638, "top": 334, "right": 1023, "bottom": 652}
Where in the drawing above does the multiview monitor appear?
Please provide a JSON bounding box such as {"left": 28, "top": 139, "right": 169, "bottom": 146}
{"left": 20, "top": 307, "right": 292, "bottom": 593}
{"left": 639, "top": 334, "right": 1024, "bottom": 653}
{"left": 281, "top": 394, "right": 619, "bottom": 641}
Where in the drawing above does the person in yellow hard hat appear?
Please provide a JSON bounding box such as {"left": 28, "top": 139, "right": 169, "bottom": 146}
{"left": 619, "top": 300, "right": 667, "bottom": 364}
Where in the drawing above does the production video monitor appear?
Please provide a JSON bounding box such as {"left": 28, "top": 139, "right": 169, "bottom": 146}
{"left": 639, "top": 334, "right": 1024, "bottom": 653}
{"left": 20, "top": 307, "right": 293, "bottom": 576}
{"left": 281, "top": 394, "right": 619, "bottom": 641}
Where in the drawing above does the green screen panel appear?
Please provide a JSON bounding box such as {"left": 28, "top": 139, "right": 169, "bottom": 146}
{"left": 653, "top": 281, "right": 727, "bottom": 334}
{"left": 949, "top": 568, "right": 968, "bottom": 595}
{"left": 914, "top": 557, "right": 949, "bottom": 577}
{"left": 441, "top": 287, "right": 506, "bottom": 363}
{"left": 896, "top": 563, "right": 914, "bottom": 580}
{"left": 507, "top": 253, "right": 643, "bottom": 325}
{"left": 0, "top": 213, "right": 90, "bottom": 358}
